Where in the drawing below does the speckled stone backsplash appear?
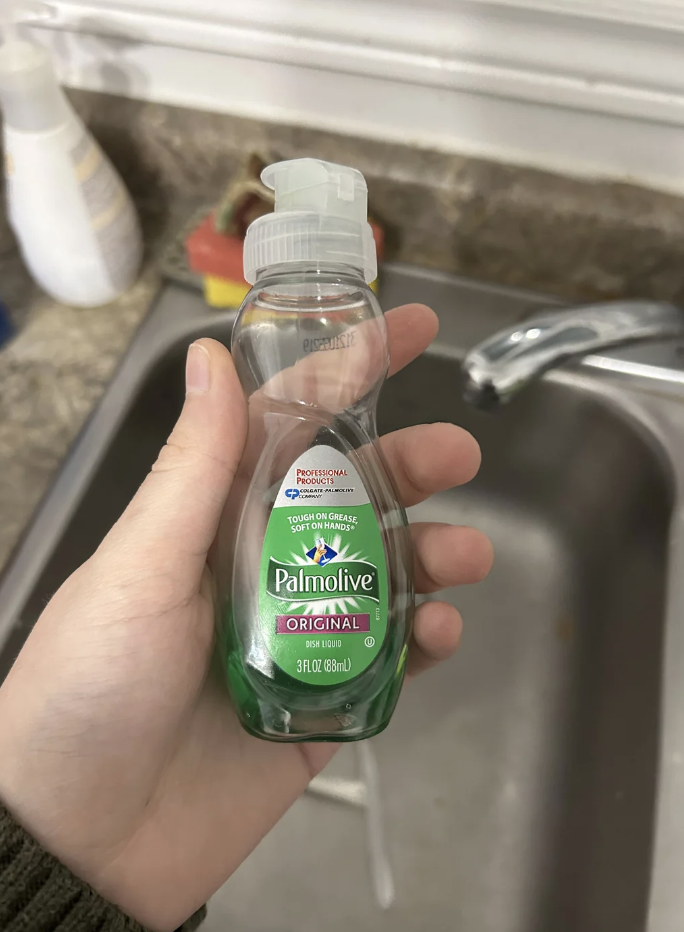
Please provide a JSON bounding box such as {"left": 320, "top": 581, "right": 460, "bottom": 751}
{"left": 70, "top": 89, "right": 684, "bottom": 305}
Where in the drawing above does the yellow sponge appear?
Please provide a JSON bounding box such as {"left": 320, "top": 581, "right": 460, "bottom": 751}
{"left": 204, "top": 276, "right": 251, "bottom": 309}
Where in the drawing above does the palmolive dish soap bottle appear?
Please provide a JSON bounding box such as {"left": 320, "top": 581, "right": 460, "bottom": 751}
{"left": 217, "top": 158, "right": 413, "bottom": 742}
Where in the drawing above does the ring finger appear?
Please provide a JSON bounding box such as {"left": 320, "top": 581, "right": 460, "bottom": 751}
{"left": 411, "top": 522, "right": 493, "bottom": 593}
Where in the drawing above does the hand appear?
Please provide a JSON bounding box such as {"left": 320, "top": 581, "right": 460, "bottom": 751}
{"left": 312, "top": 541, "right": 327, "bottom": 564}
{"left": 0, "top": 304, "right": 493, "bottom": 932}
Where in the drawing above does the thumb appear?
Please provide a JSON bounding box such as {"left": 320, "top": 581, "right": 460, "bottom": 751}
{"left": 98, "top": 338, "right": 247, "bottom": 582}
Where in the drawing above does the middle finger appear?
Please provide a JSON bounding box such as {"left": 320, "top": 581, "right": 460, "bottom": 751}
{"left": 412, "top": 522, "right": 493, "bottom": 593}
{"left": 380, "top": 422, "right": 481, "bottom": 508}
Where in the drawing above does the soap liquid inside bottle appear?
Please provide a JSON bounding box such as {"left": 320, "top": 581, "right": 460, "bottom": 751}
{"left": 216, "top": 267, "right": 414, "bottom": 742}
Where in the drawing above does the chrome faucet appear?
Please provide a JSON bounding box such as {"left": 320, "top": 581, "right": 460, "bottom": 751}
{"left": 462, "top": 300, "right": 684, "bottom": 409}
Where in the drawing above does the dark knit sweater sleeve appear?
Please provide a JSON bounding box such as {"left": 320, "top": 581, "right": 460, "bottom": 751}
{"left": 0, "top": 804, "right": 206, "bottom": 932}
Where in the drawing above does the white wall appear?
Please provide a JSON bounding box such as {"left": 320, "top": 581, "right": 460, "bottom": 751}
{"left": 28, "top": 0, "right": 684, "bottom": 193}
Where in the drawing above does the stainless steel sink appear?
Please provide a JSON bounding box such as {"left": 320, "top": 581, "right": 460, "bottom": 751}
{"left": 2, "top": 265, "right": 684, "bottom": 932}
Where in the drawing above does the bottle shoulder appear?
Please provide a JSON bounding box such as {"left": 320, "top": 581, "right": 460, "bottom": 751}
{"left": 236, "top": 272, "right": 381, "bottom": 319}
{"left": 232, "top": 272, "right": 389, "bottom": 402}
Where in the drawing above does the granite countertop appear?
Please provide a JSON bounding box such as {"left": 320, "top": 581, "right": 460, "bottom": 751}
{"left": 0, "top": 263, "right": 161, "bottom": 575}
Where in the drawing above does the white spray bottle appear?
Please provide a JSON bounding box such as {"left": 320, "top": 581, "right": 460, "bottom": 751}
{"left": 0, "top": 1, "right": 142, "bottom": 307}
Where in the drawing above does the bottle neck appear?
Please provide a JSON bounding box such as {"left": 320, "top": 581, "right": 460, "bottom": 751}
{"left": 253, "top": 261, "right": 367, "bottom": 290}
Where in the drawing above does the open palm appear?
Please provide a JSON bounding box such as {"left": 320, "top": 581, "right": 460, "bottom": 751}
{"left": 0, "top": 304, "right": 492, "bottom": 932}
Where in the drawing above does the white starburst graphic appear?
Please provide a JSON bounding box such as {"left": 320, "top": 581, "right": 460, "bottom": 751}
{"left": 282, "top": 533, "right": 373, "bottom": 614}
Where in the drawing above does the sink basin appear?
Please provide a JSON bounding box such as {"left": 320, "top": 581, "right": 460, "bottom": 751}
{"left": 0, "top": 266, "right": 679, "bottom": 932}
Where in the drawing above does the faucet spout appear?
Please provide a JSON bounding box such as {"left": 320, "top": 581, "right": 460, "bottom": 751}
{"left": 463, "top": 300, "right": 684, "bottom": 409}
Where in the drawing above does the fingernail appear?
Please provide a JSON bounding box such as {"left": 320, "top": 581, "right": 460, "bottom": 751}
{"left": 186, "top": 342, "right": 211, "bottom": 394}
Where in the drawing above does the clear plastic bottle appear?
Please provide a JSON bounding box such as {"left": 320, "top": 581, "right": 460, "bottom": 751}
{"left": 216, "top": 159, "right": 414, "bottom": 742}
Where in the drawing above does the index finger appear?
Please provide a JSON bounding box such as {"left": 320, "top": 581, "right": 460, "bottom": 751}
{"left": 386, "top": 304, "right": 439, "bottom": 377}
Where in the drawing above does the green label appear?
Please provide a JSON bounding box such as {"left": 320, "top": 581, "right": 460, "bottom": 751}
{"left": 258, "top": 445, "right": 388, "bottom": 685}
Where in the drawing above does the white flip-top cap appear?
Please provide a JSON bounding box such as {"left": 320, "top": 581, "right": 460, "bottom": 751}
{"left": 243, "top": 158, "right": 378, "bottom": 285}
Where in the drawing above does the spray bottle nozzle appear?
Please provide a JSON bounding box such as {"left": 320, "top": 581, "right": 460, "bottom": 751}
{"left": 0, "top": 1, "right": 54, "bottom": 41}
{"left": 0, "top": 0, "right": 66, "bottom": 132}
